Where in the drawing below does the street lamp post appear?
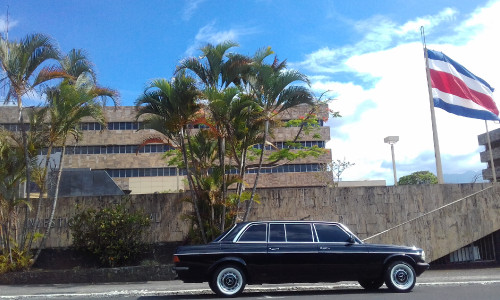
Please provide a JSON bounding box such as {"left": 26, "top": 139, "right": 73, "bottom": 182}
{"left": 384, "top": 136, "right": 399, "bottom": 186}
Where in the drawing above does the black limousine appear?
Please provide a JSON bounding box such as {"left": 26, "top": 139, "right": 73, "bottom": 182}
{"left": 173, "top": 221, "right": 429, "bottom": 297}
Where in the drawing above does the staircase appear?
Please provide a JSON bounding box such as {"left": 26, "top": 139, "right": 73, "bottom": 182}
{"left": 362, "top": 184, "right": 500, "bottom": 262}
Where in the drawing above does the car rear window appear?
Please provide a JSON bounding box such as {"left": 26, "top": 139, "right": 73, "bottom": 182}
{"left": 285, "top": 224, "right": 313, "bottom": 242}
{"left": 238, "top": 223, "right": 267, "bottom": 242}
{"left": 315, "top": 224, "right": 351, "bottom": 242}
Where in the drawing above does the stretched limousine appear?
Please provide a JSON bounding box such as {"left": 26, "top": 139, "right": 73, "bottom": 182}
{"left": 173, "top": 221, "right": 429, "bottom": 297}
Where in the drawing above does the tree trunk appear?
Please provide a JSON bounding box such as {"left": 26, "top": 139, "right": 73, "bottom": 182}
{"left": 219, "top": 135, "right": 227, "bottom": 232}
{"left": 232, "top": 146, "right": 248, "bottom": 226}
{"left": 243, "top": 119, "right": 269, "bottom": 222}
{"left": 180, "top": 128, "right": 207, "bottom": 244}
{"left": 28, "top": 145, "right": 53, "bottom": 250}
{"left": 18, "top": 103, "right": 31, "bottom": 250}
{"left": 33, "top": 145, "right": 66, "bottom": 262}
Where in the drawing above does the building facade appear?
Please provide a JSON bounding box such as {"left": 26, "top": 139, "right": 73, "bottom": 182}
{"left": 0, "top": 104, "right": 332, "bottom": 194}
{"left": 478, "top": 127, "right": 500, "bottom": 182}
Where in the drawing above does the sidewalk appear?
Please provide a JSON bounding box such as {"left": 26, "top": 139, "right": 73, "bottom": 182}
{"left": 0, "top": 267, "right": 499, "bottom": 298}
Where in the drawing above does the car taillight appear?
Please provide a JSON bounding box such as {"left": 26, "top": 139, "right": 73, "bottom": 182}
{"left": 173, "top": 255, "right": 180, "bottom": 263}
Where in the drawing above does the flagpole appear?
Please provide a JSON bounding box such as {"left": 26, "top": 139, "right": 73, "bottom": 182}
{"left": 485, "top": 120, "right": 497, "bottom": 182}
{"left": 421, "top": 27, "right": 444, "bottom": 184}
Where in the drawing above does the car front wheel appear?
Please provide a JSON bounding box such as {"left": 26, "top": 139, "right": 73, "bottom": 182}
{"left": 384, "top": 261, "right": 416, "bottom": 292}
{"left": 211, "top": 265, "right": 246, "bottom": 297}
{"left": 358, "top": 278, "right": 384, "bottom": 290}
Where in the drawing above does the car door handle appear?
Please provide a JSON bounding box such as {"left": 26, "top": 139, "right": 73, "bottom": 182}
{"left": 269, "top": 247, "right": 280, "bottom": 251}
{"left": 320, "top": 247, "right": 331, "bottom": 250}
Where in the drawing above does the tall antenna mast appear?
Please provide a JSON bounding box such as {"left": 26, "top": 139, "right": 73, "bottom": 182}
{"left": 5, "top": 5, "right": 8, "bottom": 40}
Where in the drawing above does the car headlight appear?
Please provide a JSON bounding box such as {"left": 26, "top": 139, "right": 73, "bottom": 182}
{"left": 420, "top": 250, "right": 426, "bottom": 262}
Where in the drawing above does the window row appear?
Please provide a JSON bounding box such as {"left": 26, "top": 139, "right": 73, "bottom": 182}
{"left": 242, "top": 164, "right": 322, "bottom": 174}
{"left": 104, "top": 163, "right": 323, "bottom": 178}
{"left": 0, "top": 124, "right": 27, "bottom": 131}
{"left": 39, "top": 144, "right": 173, "bottom": 155}
{"left": 105, "top": 167, "right": 185, "bottom": 178}
{"left": 38, "top": 142, "right": 324, "bottom": 156}
{"left": 253, "top": 141, "right": 325, "bottom": 150}
{"left": 2, "top": 119, "right": 324, "bottom": 132}
{"left": 237, "top": 223, "right": 351, "bottom": 243}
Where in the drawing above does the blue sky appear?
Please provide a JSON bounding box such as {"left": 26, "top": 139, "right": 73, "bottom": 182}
{"left": 2, "top": 0, "right": 499, "bottom": 184}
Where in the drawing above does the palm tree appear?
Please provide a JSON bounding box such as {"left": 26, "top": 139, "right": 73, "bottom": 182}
{"left": 0, "top": 33, "right": 62, "bottom": 196}
{"left": 242, "top": 59, "right": 315, "bottom": 221}
{"left": 177, "top": 41, "right": 253, "bottom": 232}
{"left": 26, "top": 49, "right": 115, "bottom": 253}
{"left": 0, "top": 130, "right": 27, "bottom": 265}
{"left": 0, "top": 33, "right": 63, "bottom": 247}
{"left": 33, "top": 80, "right": 116, "bottom": 261}
{"left": 135, "top": 71, "right": 208, "bottom": 243}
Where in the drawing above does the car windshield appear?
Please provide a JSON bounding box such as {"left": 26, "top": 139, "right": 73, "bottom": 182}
{"left": 339, "top": 224, "right": 363, "bottom": 244}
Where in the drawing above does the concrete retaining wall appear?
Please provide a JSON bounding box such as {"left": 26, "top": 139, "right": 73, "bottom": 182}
{"left": 18, "top": 183, "right": 500, "bottom": 262}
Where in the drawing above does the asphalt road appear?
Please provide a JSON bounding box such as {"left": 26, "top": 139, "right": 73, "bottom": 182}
{"left": 0, "top": 267, "right": 499, "bottom": 299}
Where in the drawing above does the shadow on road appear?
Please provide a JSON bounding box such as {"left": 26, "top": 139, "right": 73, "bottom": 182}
{"left": 137, "top": 288, "right": 391, "bottom": 299}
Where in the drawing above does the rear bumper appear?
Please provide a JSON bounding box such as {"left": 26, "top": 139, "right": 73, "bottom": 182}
{"left": 173, "top": 266, "right": 205, "bottom": 283}
{"left": 415, "top": 262, "right": 430, "bottom": 276}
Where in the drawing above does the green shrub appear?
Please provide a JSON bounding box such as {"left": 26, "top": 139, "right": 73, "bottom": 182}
{"left": 69, "top": 204, "right": 151, "bottom": 267}
{"left": 0, "top": 245, "right": 34, "bottom": 274}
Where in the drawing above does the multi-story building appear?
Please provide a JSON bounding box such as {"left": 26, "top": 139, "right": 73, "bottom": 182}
{"left": 478, "top": 127, "right": 500, "bottom": 182}
{"left": 0, "top": 104, "right": 332, "bottom": 194}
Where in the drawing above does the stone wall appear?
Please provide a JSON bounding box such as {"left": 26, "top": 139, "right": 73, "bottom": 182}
{"left": 19, "top": 183, "right": 500, "bottom": 262}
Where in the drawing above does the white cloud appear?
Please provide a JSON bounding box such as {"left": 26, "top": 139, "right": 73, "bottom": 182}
{"left": 299, "top": 7, "right": 460, "bottom": 76}
{"left": 305, "top": 1, "right": 500, "bottom": 184}
{"left": 182, "top": 0, "right": 207, "bottom": 21}
{"left": 0, "top": 14, "right": 18, "bottom": 33}
{"left": 185, "top": 22, "right": 258, "bottom": 56}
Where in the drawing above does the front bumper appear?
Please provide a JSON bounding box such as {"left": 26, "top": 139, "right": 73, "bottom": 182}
{"left": 415, "top": 262, "right": 430, "bottom": 276}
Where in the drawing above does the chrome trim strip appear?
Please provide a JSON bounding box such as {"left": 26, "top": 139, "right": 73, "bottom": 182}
{"left": 176, "top": 251, "right": 268, "bottom": 256}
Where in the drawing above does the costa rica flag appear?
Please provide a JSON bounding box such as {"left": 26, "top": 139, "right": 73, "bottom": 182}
{"left": 427, "top": 49, "right": 499, "bottom": 121}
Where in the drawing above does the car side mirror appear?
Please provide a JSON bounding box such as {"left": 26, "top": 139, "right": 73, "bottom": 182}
{"left": 347, "top": 236, "right": 356, "bottom": 244}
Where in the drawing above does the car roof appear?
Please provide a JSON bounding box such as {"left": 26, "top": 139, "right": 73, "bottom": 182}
{"left": 240, "top": 220, "right": 342, "bottom": 224}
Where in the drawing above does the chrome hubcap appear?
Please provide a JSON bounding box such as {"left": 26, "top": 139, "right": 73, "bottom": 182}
{"left": 390, "top": 264, "right": 414, "bottom": 290}
{"left": 217, "top": 268, "right": 242, "bottom": 295}
{"left": 395, "top": 269, "right": 408, "bottom": 283}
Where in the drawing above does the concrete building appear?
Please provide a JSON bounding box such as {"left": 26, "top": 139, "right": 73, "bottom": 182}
{"left": 0, "top": 105, "right": 332, "bottom": 194}
{"left": 478, "top": 127, "right": 500, "bottom": 182}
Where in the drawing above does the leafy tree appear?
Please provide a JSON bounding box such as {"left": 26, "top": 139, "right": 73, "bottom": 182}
{"left": 177, "top": 41, "right": 252, "bottom": 232}
{"left": 242, "top": 58, "right": 315, "bottom": 221}
{"left": 135, "top": 71, "right": 208, "bottom": 242}
{"left": 0, "top": 130, "right": 28, "bottom": 270}
{"left": 33, "top": 79, "right": 116, "bottom": 262}
{"left": 398, "top": 171, "right": 438, "bottom": 185}
{"left": 0, "top": 33, "right": 62, "bottom": 246}
{"left": 138, "top": 41, "right": 333, "bottom": 242}
{"left": 332, "top": 158, "right": 355, "bottom": 184}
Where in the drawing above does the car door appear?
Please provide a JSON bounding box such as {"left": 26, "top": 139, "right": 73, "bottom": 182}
{"left": 314, "top": 223, "right": 368, "bottom": 281}
{"left": 266, "top": 223, "right": 319, "bottom": 283}
{"left": 220, "top": 222, "right": 269, "bottom": 281}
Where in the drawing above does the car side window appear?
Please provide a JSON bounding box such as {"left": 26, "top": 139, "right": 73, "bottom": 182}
{"left": 315, "top": 224, "right": 351, "bottom": 242}
{"left": 285, "top": 224, "right": 313, "bottom": 242}
{"left": 269, "top": 224, "right": 286, "bottom": 242}
{"left": 238, "top": 224, "right": 267, "bottom": 242}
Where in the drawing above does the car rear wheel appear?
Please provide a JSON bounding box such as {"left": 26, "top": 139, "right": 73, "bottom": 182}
{"left": 211, "top": 265, "right": 246, "bottom": 297}
{"left": 358, "top": 278, "right": 384, "bottom": 290}
{"left": 384, "top": 261, "right": 416, "bottom": 293}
